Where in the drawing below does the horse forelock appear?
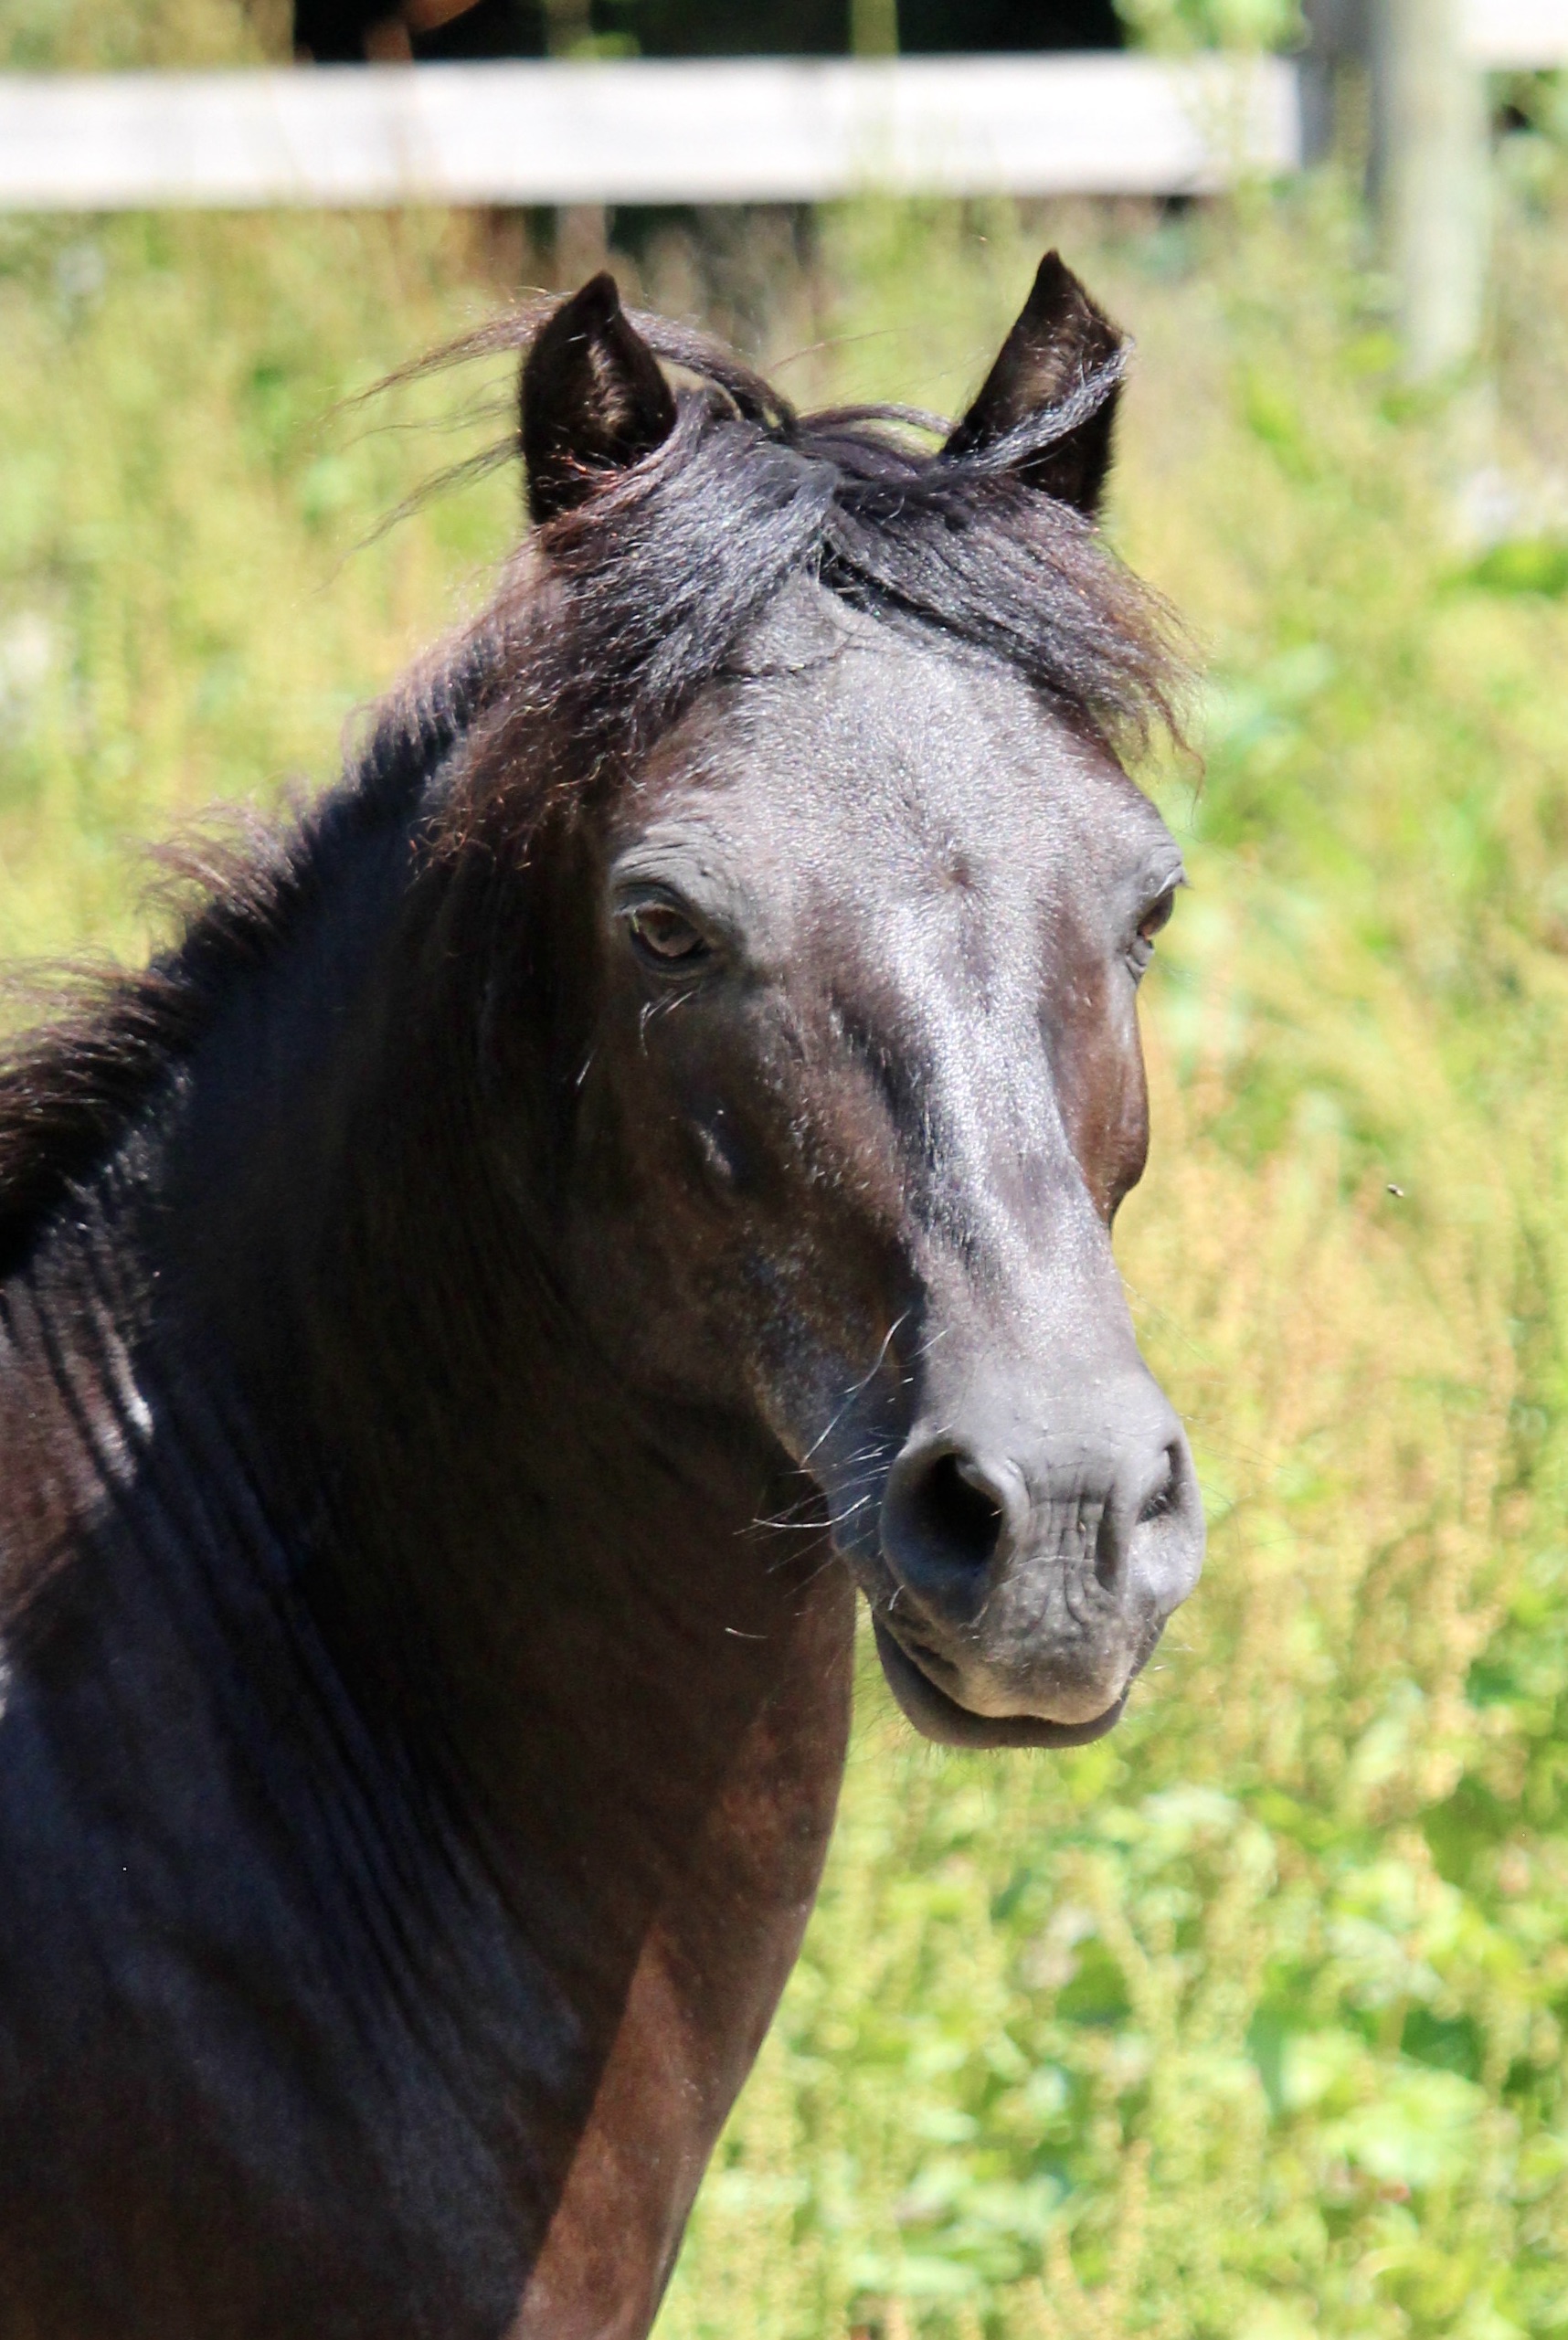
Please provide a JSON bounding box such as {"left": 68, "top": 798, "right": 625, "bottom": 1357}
{"left": 440, "top": 337, "right": 1187, "bottom": 852}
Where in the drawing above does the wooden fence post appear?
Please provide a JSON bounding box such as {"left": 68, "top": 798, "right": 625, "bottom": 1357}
{"left": 1372, "top": 0, "right": 1489, "bottom": 380}
{"left": 850, "top": 0, "right": 900, "bottom": 56}
{"left": 1299, "top": 0, "right": 1371, "bottom": 163}
{"left": 546, "top": 0, "right": 607, "bottom": 282}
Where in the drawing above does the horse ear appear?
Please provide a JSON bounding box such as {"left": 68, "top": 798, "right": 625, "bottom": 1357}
{"left": 943, "top": 251, "right": 1127, "bottom": 518}
{"left": 522, "top": 272, "right": 677, "bottom": 526}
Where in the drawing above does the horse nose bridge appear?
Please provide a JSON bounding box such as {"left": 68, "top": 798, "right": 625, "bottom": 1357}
{"left": 906, "top": 1235, "right": 1148, "bottom": 1445}
{"left": 910, "top": 1096, "right": 1138, "bottom": 1314}
{"left": 1026, "top": 1361, "right": 1181, "bottom": 1487}
{"left": 902, "top": 993, "right": 1093, "bottom": 1264}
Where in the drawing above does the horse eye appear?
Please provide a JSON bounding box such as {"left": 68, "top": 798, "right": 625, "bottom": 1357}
{"left": 1138, "top": 886, "right": 1177, "bottom": 945}
{"left": 1127, "top": 884, "right": 1178, "bottom": 979}
{"left": 627, "top": 903, "right": 710, "bottom": 966}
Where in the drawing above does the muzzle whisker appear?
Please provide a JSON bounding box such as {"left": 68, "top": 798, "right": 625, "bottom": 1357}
{"left": 800, "top": 1310, "right": 911, "bottom": 1467}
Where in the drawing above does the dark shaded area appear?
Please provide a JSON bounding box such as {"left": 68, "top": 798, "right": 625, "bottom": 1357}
{"left": 292, "top": 0, "right": 1120, "bottom": 67}
{"left": 897, "top": 0, "right": 1121, "bottom": 50}
{"left": 599, "top": 0, "right": 851, "bottom": 54}
{"left": 294, "top": 0, "right": 545, "bottom": 61}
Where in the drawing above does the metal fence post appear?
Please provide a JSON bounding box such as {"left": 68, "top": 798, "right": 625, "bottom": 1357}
{"left": 546, "top": 0, "right": 608, "bottom": 281}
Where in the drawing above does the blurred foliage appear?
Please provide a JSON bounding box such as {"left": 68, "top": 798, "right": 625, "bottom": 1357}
{"left": 0, "top": 0, "right": 286, "bottom": 68}
{"left": 656, "top": 185, "right": 1568, "bottom": 2340}
{"left": 5, "top": 16, "right": 1568, "bottom": 2337}
{"left": 1111, "top": 0, "right": 1302, "bottom": 55}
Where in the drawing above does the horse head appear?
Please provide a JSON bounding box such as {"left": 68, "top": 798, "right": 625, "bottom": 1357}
{"left": 482, "top": 259, "right": 1204, "bottom": 1752}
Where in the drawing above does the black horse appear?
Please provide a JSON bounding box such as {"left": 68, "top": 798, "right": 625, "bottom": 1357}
{"left": 0, "top": 256, "right": 1203, "bottom": 2340}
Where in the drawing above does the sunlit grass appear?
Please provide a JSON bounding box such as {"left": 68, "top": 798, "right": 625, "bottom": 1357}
{"left": 3, "top": 92, "right": 1568, "bottom": 2340}
{"left": 659, "top": 188, "right": 1568, "bottom": 2340}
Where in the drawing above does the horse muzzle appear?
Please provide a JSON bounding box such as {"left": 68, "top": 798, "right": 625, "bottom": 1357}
{"left": 868, "top": 1380, "right": 1205, "bottom": 1750}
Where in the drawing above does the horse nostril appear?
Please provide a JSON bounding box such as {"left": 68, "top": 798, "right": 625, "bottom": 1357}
{"left": 881, "top": 1445, "right": 1009, "bottom": 1620}
{"left": 920, "top": 1453, "right": 1006, "bottom": 1571}
{"left": 1093, "top": 1506, "right": 1120, "bottom": 1592}
{"left": 882, "top": 1416, "right": 1203, "bottom": 1625}
{"left": 1138, "top": 1444, "right": 1181, "bottom": 1527}
{"left": 1096, "top": 1439, "right": 1181, "bottom": 1592}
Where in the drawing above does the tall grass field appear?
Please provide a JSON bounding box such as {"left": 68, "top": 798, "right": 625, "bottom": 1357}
{"left": 4, "top": 8, "right": 1568, "bottom": 2332}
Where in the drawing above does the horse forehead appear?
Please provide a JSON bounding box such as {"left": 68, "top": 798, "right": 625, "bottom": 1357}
{"left": 625, "top": 601, "right": 1172, "bottom": 963}
{"left": 753, "top": 623, "right": 1079, "bottom": 835}
{"left": 656, "top": 627, "right": 1128, "bottom": 883}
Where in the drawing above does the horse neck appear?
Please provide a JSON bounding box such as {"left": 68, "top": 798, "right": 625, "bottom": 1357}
{"left": 6, "top": 737, "right": 849, "bottom": 1944}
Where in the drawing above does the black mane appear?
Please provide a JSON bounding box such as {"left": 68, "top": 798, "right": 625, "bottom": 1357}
{"left": 0, "top": 298, "right": 1181, "bottom": 1284}
{"left": 0, "top": 642, "right": 499, "bottom": 1280}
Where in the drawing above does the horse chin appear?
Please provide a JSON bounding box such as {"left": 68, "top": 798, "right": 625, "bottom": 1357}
{"left": 872, "top": 1619, "right": 1128, "bottom": 1752}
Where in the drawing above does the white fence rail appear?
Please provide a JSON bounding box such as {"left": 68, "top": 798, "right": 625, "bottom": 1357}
{"left": 1, "top": 3, "right": 1565, "bottom": 216}
{"left": 1462, "top": 0, "right": 1568, "bottom": 67}
{"left": 0, "top": 54, "right": 1301, "bottom": 210}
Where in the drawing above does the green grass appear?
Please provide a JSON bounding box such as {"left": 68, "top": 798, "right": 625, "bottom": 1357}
{"left": 4, "top": 61, "right": 1568, "bottom": 2340}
